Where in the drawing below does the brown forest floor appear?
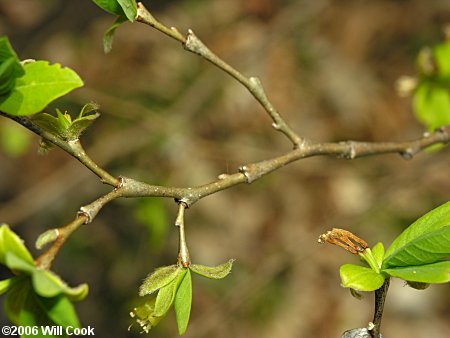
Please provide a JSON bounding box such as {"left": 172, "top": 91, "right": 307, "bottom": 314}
{"left": 0, "top": 1, "right": 449, "bottom": 337}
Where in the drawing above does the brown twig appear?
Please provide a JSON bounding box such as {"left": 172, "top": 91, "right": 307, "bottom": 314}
{"left": 2, "top": 2, "right": 450, "bottom": 272}
{"left": 136, "top": 2, "right": 303, "bottom": 148}
{"left": 370, "top": 278, "right": 390, "bottom": 338}
{"left": 0, "top": 111, "right": 119, "bottom": 187}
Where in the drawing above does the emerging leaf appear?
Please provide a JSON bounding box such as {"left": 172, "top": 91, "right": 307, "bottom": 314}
{"left": 35, "top": 229, "right": 59, "bottom": 250}
{"left": 190, "top": 259, "right": 235, "bottom": 279}
{"left": 103, "top": 16, "right": 128, "bottom": 53}
{"left": 66, "top": 112, "right": 100, "bottom": 139}
{"left": 174, "top": 269, "right": 192, "bottom": 335}
{"left": 0, "top": 61, "right": 83, "bottom": 116}
{"left": 154, "top": 269, "right": 187, "bottom": 317}
{"left": 31, "top": 104, "right": 100, "bottom": 141}
{"left": 340, "top": 264, "right": 386, "bottom": 292}
{"left": 78, "top": 102, "right": 100, "bottom": 118}
{"left": 31, "top": 113, "right": 66, "bottom": 138}
{"left": 371, "top": 242, "right": 385, "bottom": 268}
{"left": 139, "top": 264, "right": 180, "bottom": 296}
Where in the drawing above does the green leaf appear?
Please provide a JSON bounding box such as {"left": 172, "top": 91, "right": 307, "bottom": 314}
{"left": 32, "top": 269, "right": 88, "bottom": 301}
{"left": 413, "top": 82, "right": 450, "bottom": 130}
{"left": 139, "top": 265, "right": 180, "bottom": 296}
{"left": 38, "top": 294, "right": 81, "bottom": 328}
{"left": 0, "top": 36, "right": 25, "bottom": 96}
{"left": 154, "top": 269, "right": 187, "bottom": 317}
{"left": 190, "top": 259, "right": 235, "bottom": 279}
{"left": 32, "top": 270, "right": 66, "bottom": 297}
{"left": 383, "top": 201, "right": 450, "bottom": 269}
{"left": 383, "top": 261, "right": 450, "bottom": 284}
{"left": 62, "top": 283, "right": 89, "bottom": 302}
{"left": 371, "top": 242, "right": 384, "bottom": 268}
{"left": 433, "top": 41, "right": 450, "bottom": 80}
{"left": 0, "top": 61, "right": 83, "bottom": 116}
{"left": 174, "top": 269, "right": 192, "bottom": 335}
{"left": 92, "top": 0, "right": 125, "bottom": 17}
{"left": 0, "top": 224, "right": 34, "bottom": 266}
{"left": 117, "top": 0, "right": 137, "bottom": 22}
{"left": 340, "top": 264, "right": 386, "bottom": 292}
{"left": 4, "top": 275, "right": 82, "bottom": 332}
{"left": 103, "top": 16, "right": 128, "bottom": 53}
{"left": 4, "top": 276, "right": 33, "bottom": 325}
{"left": 5, "top": 252, "right": 35, "bottom": 274}
{"left": 0, "top": 58, "right": 21, "bottom": 97}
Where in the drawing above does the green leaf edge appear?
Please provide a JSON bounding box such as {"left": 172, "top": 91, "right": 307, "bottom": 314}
{"left": 383, "top": 201, "right": 450, "bottom": 268}
{"left": 174, "top": 269, "right": 192, "bottom": 336}
{"left": 190, "top": 259, "right": 235, "bottom": 279}
{"left": 153, "top": 268, "right": 187, "bottom": 317}
{"left": 382, "top": 261, "right": 450, "bottom": 284}
{"left": 340, "top": 264, "right": 386, "bottom": 292}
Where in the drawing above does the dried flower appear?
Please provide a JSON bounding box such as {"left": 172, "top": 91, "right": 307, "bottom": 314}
{"left": 318, "top": 228, "right": 368, "bottom": 254}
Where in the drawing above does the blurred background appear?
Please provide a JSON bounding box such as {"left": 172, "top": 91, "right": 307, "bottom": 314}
{"left": 0, "top": 0, "right": 449, "bottom": 337}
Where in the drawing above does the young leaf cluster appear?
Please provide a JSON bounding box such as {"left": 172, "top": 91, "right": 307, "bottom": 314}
{"left": 132, "top": 259, "right": 234, "bottom": 335}
{"left": 0, "top": 225, "right": 88, "bottom": 334}
{"left": 31, "top": 103, "right": 100, "bottom": 143}
{"left": 339, "top": 201, "right": 450, "bottom": 292}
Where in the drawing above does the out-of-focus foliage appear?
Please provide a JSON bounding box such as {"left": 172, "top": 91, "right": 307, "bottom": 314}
{"left": 0, "top": 225, "right": 87, "bottom": 334}
{"left": 408, "top": 39, "right": 450, "bottom": 130}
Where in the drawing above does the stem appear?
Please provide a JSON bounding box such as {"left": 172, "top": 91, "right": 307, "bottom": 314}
{"left": 370, "top": 278, "right": 390, "bottom": 338}
{"left": 175, "top": 202, "right": 190, "bottom": 267}
{"left": 0, "top": 112, "right": 119, "bottom": 187}
{"left": 34, "top": 187, "right": 123, "bottom": 269}
{"left": 136, "top": 2, "right": 303, "bottom": 148}
{"left": 35, "top": 215, "right": 87, "bottom": 270}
